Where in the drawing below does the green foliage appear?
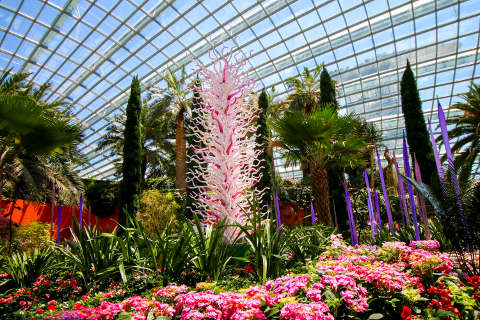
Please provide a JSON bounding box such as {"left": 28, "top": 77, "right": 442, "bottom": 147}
{"left": 119, "top": 76, "right": 142, "bottom": 227}
{"left": 319, "top": 67, "right": 337, "bottom": 109}
{"left": 136, "top": 190, "right": 180, "bottom": 237}
{"left": 143, "top": 223, "right": 192, "bottom": 286}
{"left": 111, "top": 219, "right": 191, "bottom": 287}
{"left": 400, "top": 61, "right": 437, "bottom": 186}
{"left": 276, "top": 178, "right": 312, "bottom": 208}
{"left": 187, "top": 215, "right": 236, "bottom": 281}
{"left": 235, "top": 205, "right": 287, "bottom": 284}
{"left": 441, "top": 82, "right": 480, "bottom": 186}
{"left": 255, "top": 90, "right": 273, "bottom": 210}
{"left": 0, "top": 70, "right": 84, "bottom": 204}
{"left": 286, "top": 224, "right": 334, "bottom": 265}
{"left": 0, "top": 247, "right": 57, "bottom": 289}
{"left": 407, "top": 176, "right": 480, "bottom": 275}
{"left": 10, "top": 222, "right": 50, "bottom": 253}
{"left": 58, "top": 221, "right": 131, "bottom": 289}
{"left": 96, "top": 95, "right": 175, "bottom": 183}
{"left": 285, "top": 65, "right": 323, "bottom": 114}
{"left": 83, "top": 179, "right": 119, "bottom": 217}
{"left": 320, "top": 67, "right": 349, "bottom": 231}
{"left": 272, "top": 107, "right": 369, "bottom": 171}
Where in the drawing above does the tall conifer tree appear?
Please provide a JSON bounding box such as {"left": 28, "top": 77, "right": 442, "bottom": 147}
{"left": 119, "top": 76, "right": 142, "bottom": 227}
{"left": 321, "top": 68, "right": 348, "bottom": 230}
{"left": 255, "top": 90, "right": 272, "bottom": 210}
{"left": 400, "top": 61, "right": 436, "bottom": 185}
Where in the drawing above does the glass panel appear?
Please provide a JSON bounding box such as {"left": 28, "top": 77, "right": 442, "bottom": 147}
{"left": 112, "top": 1, "right": 136, "bottom": 21}
{"left": 437, "top": 23, "right": 457, "bottom": 42}
{"left": 366, "top": 0, "right": 388, "bottom": 17}
{"left": 278, "top": 20, "right": 301, "bottom": 39}
{"left": 415, "top": 12, "right": 435, "bottom": 33}
{"left": 344, "top": 6, "right": 366, "bottom": 26}
{"left": 297, "top": 10, "right": 318, "bottom": 30}
{"left": 318, "top": 1, "right": 341, "bottom": 20}
{"left": 12, "top": 15, "right": 32, "bottom": 35}
{"left": 303, "top": 25, "right": 325, "bottom": 42}
{"left": 20, "top": 0, "right": 42, "bottom": 18}
{"left": 3, "top": 33, "right": 21, "bottom": 52}
{"left": 259, "top": 31, "right": 282, "bottom": 48}
{"left": 373, "top": 28, "right": 394, "bottom": 46}
{"left": 284, "top": 34, "right": 307, "bottom": 51}
{"left": 352, "top": 36, "right": 374, "bottom": 53}
{"left": 324, "top": 16, "right": 346, "bottom": 34}
{"left": 459, "top": 15, "right": 480, "bottom": 36}
{"left": 38, "top": 4, "right": 60, "bottom": 25}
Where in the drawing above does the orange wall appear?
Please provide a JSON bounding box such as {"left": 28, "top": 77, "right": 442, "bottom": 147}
{"left": 0, "top": 199, "right": 118, "bottom": 241}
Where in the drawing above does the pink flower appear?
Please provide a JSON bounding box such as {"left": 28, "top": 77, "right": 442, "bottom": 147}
{"left": 280, "top": 302, "right": 334, "bottom": 320}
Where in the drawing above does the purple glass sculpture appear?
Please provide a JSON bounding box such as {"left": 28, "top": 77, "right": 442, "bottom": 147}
{"left": 402, "top": 133, "right": 420, "bottom": 241}
{"left": 393, "top": 152, "right": 410, "bottom": 226}
{"left": 344, "top": 180, "right": 357, "bottom": 246}
{"left": 376, "top": 149, "right": 394, "bottom": 234}
{"left": 364, "top": 169, "right": 376, "bottom": 240}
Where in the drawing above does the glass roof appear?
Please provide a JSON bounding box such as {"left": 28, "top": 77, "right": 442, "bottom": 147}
{"left": 0, "top": 0, "right": 479, "bottom": 179}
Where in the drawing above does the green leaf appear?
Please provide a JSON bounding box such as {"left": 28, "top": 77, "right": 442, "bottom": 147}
{"left": 369, "top": 313, "right": 384, "bottom": 319}
{"left": 119, "top": 261, "right": 127, "bottom": 283}
{"left": 117, "top": 311, "right": 131, "bottom": 320}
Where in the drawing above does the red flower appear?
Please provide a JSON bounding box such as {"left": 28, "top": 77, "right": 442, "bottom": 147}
{"left": 47, "top": 300, "right": 56, "bottom": 305}
{"left": 401, "top": 305, "right": 412, "bottom": 320}
{"left": 74, "top": 303, "right": 84, "bottom": 309}
{"left": 37, "top": 308, "right": 44, "bottom": 314}
{"left": 19, "top": 301, "right": 26, "bottom": 306}
{"left": 47, "top": 305, "right": 56, "bottom": 311}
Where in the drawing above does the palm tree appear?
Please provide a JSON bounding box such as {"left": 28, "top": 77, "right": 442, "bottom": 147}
{"left": 97, "top": 95, "right": 176, "bottom": 188}
{"left": 285, "top": 65, "right": 324, "bottom": 183}
{"left": 156, "top": 66, "right": 190, "bottom": 194}
{"left": 0, "top": 73, "right": 83, "bottom": 248}
{"left": 439, "top": 82, "right": 480, "bottom": 186}
{"left": 285, "top": 65, "right": 323, "bottom": 115}
{"left": 272, "top": 107, "right": 368, "bottom": 224}
{"left": 0, "top": 70, "right": 84, "bottom": 204}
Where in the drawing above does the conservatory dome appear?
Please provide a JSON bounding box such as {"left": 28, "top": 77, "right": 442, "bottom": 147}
{"left": 0, "top": 0, "right": 478, "bottom": 178}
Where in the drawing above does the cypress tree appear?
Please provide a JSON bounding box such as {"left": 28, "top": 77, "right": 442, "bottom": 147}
{"left": 255, "top": 90, "right": 273, "bottom": 211}
{"left": 321, "top": 67, "right": 348, "bottom": 231}
{"left": 119, "top": 76, "right": 142, "bottom": 228}
{"left": 320, "top": 67, "right": 338, "bottom": 110}
{"left": 400, "top": 61, "right": 437, "bottom": 186}
{"left": 185, "top": 80, "right": 205, "bottom": 218}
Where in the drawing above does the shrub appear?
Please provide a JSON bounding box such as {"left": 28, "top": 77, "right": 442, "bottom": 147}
{"left": 83, "top": 179, "right": 120, "bottom": 218}
{"left": 136, "top": 190, "right": 179, "bottom": 237}
{"left": 12, "top": 222, "right": 50, "bottom": 253}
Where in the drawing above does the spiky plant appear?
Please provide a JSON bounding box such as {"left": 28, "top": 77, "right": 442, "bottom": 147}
{"left": 440, "top": 82, "right": 480, "bottom": 186}
{"left": 408, "top": 176, "right": 480, "bottom": 276}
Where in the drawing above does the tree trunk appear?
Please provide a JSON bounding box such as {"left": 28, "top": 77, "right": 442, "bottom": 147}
{"left": 310, "top": 166, "right": 332, "bottom": 225}
{"left": 175, "top": 108, "right": 187, "bottom": 194}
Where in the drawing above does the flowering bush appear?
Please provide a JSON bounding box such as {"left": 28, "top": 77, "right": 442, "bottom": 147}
{"left": 1, "top": 235, "right": 479, "bottom": 319}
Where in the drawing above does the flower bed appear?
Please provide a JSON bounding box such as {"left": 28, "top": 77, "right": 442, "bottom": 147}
{"left": 5, "top": 236, "right": 472, "bottom": 319}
